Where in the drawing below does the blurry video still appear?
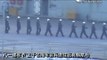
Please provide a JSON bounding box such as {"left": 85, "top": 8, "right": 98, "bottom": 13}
{"left": 0, "top": 0, "right": 107, "bottom": 60}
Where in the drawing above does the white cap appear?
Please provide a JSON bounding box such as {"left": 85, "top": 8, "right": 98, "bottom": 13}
{"left": 17, "top": 16, "right": 20, "bottom": 19}
{"left": 72, "top": 21, "right": 75, "bottom": 23}
{"left": 36, "top": 17, "right": 40, "bottom": 20}
{"left": 83, "top": 21, "right": 86, "bottom": 24}
{"left": 59, "top": 19, "right": 62, "bottom": 21}
{"left": 92, "top": 22, "right": 95, "bottom": 24}
{"left": 47, "top": 18, "right": 50, "bottom": 21}
{"left": 103, "top": 23, "right": 106, "bottom": 25}
{"left": 76, "top": 0, "right": 82, "bottom": 2}
{"left": 6, "top": 16, "right": 10, "bottom": 19}
{"left": 27, "top": 17, "right": 30, "bottom": 19}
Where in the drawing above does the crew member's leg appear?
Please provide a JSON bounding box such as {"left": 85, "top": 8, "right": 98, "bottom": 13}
{"left": 80, "top": 31, "right": 83, "bottom": 38}
{"left": 74, "top": 31, "right": 78, "bottom": 38}
{"left": 56, "top": 29, "right": 60, "bottom": 37}
{"left": 60, "top": 30, "right": 64, "bottom": 37}
{"left": 100, "top": 32, "right": 104, "bottom": 39}
{"left": 49, "top": 29, "right": 52, "bottom": 36}
{"left": 84, "top": 31, "right": 88, "bottom": 38}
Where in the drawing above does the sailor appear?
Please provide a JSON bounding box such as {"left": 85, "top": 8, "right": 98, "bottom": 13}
{"left": 27, "top": 17, "right": 32, "bottom": 35}
{"left": 5, "top": 16, "right": 10, "bottom": 33}
{"left": 56, "top": 19, "right": 64, "bottom": 37}
{"left": 45, "top": 18, "right": 53, "bottom": 36}
{"left": 89, "top": 22, "right": 97, "bottom": 39}
{"left": 69, "top": 20, "right": 78, "bottom": 38}
{"left": 36, "top": 17, "right": 41, "bottom": 35}
{"left": 16, "top": 16, "right": 21, "bottom": 34}
{"left": 80, "top": 22, "right": 88, "bottom": 38}
{"left": 100, "top": 23, "right": 107, "bottom": 39}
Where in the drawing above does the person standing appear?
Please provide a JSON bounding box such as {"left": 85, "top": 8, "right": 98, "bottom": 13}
{"left": 16, "top": 16, "right": 21, "bottom": 34}
{"left": 36, "top": 17, "right": 41, "bottom": 35}
{"left": 69, "top": 21, "right": 78, "bottom": 38}
{"left": 80, "top": 22, "right": 88, "bottom": 38}
{"left": 45, "top": 19, "right": 53, "bottom": 36}
{"left": 56, "top": 19, "right": 64, "bottom": 37}
{"left": 89, "top": 22, "right": 97, "bottom": 39}
{"left": 5, "top": 16, "right": 10, "bottom": 33}
{"left": 100, "top": 23, "right": 107, "bottom": 39}
{"left": 27, "top": 17, "right": 32, "bottom": 35}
